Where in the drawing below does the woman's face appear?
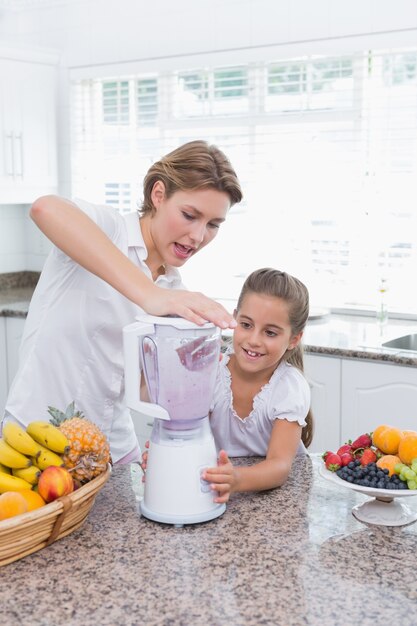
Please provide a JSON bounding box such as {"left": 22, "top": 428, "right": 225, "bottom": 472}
{"left": 147, "top": 183, "right": 231, "bottom": 268}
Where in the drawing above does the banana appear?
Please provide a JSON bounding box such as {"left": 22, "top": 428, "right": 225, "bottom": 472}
{"left": 12, "top": 465, "right": 41, "bottom": 486}
{"left": 0, "top": 438, "right": 32, "bottom": 469}
{"left": 0, "top": 462, "right": 12, "bottom": 475}
{"left": 0, "top": 471, "right": 32, "bottom": 494}
{"left": 32, "top": 445, "right": 64, "bottom": 470}
{"left": 3, "top": 421, "right": 43, "bottom": 458}
{"left": 26, "top": 421, "right": 70, "bottom": 454}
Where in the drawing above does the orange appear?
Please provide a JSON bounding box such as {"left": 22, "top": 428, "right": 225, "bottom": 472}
{"left": 372, "top": 425, "right": 389, "bottom": 447}
{"left": 19, "top": 489, "right": 46, "bottom": 512}
{"left": 376, "top": 455, "right": 402, "bottom": 476}
{"left": 402, "top": 430, "right": 417, "bottom": 437}
{"left": 398, "top": 434, "right": 417, "bottom": 465}
{"left": 372, "top": 425, "right": 404, "bottom": 455}
{"left": 0, "top": 491, "right": 28, "bottom": 521}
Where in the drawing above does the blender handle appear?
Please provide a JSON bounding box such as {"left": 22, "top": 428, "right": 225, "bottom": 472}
{"left": 123, "top": 321, "right": 170, "bottom": 420}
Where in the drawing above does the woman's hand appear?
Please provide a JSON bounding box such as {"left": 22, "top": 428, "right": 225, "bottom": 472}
{"left": 203, "top": 450, "right": 238, "bottom": 503}
{"left": 30, "top": 196, "right": 237, "bottom": 331}
{"left": 147, "top": 287, "right": 237, "bottom": 330}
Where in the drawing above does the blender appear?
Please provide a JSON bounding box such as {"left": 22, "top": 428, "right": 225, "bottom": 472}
{"left": 123, "top": 314, "right": 226, "bottom": 525}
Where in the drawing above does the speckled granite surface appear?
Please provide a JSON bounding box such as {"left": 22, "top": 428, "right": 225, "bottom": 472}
{"left": 0, "top": 455, "right": 416, "bottom": 626}
{"left": 1, "top": 271, "right": 417, "bottom": 365}
{"left": 303, "top": 315, "right": 417, "bottom": 366}
{"left": 0, "top": 271, "right": 39, "bottom": 318}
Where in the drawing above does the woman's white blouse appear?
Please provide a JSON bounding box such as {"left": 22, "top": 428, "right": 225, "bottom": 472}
{"left": 209, "top": 350, "right": 311, "bottom": 457}
{"left": 4, "top": 199, "right": 183, "bottom": 462}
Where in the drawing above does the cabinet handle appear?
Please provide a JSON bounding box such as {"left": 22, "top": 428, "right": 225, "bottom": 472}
{"left": 14, "top": 132, "right": 23, "bottom": 177}
{"left": 5, "top": 133, "right": 14, "bottom": 176}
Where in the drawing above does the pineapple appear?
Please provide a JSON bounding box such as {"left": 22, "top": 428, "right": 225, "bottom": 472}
{"left": 48, "top": 402, "right": 111, "bottom": 483}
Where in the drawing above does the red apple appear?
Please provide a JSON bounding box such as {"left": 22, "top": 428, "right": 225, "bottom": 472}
{"left": 38, "top": 466, "right": 74, "bottom": 503}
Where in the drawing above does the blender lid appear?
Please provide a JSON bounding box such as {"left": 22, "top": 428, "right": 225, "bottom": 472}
{"left": 134, "top": 313, "right": 215, "bottom": 330}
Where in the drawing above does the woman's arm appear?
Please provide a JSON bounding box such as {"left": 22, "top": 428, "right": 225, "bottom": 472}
{"left": 203, "top": 419, "right": 302, "bottom": 502}
{"left": 30, "top": 195, "right": 236, "bottom": 329}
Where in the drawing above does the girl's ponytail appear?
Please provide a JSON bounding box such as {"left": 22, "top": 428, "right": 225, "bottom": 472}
{"left": 286, "top": 344, "right": 313, "bottom": 448}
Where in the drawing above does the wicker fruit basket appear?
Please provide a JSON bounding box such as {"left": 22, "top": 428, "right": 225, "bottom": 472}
{"left": 0, "top": 464, "right": 111, "bottom": 567}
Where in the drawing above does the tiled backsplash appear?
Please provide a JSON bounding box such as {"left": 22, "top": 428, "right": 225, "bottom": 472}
{"left": 0, "top": 205, "right": 51, "bottom": 273}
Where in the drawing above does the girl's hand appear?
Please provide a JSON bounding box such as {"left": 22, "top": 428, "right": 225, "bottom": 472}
{"left": 140, "top": 440, "right": 149, "bottom": 483}
{"left": 203, "top": 450, "right": 237, "bottom": 503}
{"left": 147, "top": 287, "right": 237, "bottom": 330}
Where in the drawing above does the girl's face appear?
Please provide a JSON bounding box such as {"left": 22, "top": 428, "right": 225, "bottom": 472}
{"left": 232, "top": 292, "right": 302, "bottom": 378}
{"left": 145, "top": 182, "right": 230, "bottom": 269}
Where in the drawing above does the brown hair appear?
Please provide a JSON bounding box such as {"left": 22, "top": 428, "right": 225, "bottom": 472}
{"left": 237, "top": 268, "right": 314, "bottom": 448}
{"left": 140, "top": 140, "right": 243, "bottom": 215}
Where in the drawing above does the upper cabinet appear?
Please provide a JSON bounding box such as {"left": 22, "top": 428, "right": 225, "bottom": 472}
{"left": 0, "top": 48, "right": 58, "bottom": 204}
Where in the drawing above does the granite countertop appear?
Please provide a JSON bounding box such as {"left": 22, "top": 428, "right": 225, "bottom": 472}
{"left": 0, "top": 271, "right": 39, "bottom": 318}
{"left": 1, "top": 272, "right": 417, "bottom": 365}
{"left": 0, "top": 455, "right": 416, "bottom": 626}
{"left": 303, "top": 313, "right": 417, "bottom": 367}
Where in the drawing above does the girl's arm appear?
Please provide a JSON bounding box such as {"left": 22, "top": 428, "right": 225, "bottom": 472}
{"left": 203, "top": 419, "right": 302, "bottom": 502}
{"left": 30, "top": 195, "right": 236, "bottom": 329}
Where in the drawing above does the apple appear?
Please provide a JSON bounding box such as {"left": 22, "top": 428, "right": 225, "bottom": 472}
{"left": 38, "top": 466, "right": 74, "bottom": 503}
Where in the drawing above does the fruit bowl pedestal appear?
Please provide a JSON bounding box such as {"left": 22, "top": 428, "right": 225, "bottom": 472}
{"left": 319, "top": 465, "right": 417, "bottom": 527}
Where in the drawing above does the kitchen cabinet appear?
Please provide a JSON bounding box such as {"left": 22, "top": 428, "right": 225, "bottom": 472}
{"left": 304, "top": 354, "right": 341, "bottom": 453}
{"left": 341, "top": 358, "right": 417, "bottom": 442}
{"left": 0, "top": 318, "right": 7, "bottom": 414}
{"left": 0, "top": 48, "right": 58, "bottom": 203}
{"left": 304, "top": 352, "right": 417, "bottom": 452}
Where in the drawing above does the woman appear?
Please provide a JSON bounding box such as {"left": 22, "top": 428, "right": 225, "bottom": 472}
{"left": 4, "top": 140, "right": 243, "bottom": 464}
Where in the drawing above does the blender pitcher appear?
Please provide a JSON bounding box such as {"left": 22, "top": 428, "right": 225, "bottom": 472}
{"left": 123, "top": 314, "right": 226, "bottom": 525}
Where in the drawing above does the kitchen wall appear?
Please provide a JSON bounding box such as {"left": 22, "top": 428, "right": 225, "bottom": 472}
{"left": 0, "top": 205, "right": 51, "bottom": 273}
{"left": 1, "top": 0, "right": 417, "bottom": 272}
{"left": 1, "top": 0, "right": 417, "bottom": 66}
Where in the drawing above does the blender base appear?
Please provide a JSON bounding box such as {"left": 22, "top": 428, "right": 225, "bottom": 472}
{"left": 140, "top": 501, "right": 226, "bottom": 526}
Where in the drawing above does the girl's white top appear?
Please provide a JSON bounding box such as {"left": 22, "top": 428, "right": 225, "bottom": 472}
{"left": 209, "top": 350, "right": 310, "bottom": 457}
{"left": 4, "top": 200, "right": 183, "bottom": 462}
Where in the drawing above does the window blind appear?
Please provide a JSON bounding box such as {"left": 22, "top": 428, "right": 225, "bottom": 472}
{"left": 70, "top": 48, "right": 417, "bottom": 315}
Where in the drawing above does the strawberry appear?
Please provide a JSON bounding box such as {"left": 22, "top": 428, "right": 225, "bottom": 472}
{"left": 337, "top": 444, "right": 353, "bottom": 456}
{"left": 325, "top": 453, "right": 341, "bottom": 472}
{"left": 322, "top": 451, "right": 332, "bottom": 462}
{"left": 374, "top": 448, "right": 384, "bottom": 460}
{"left": 351, "top": 433, "right": 372, "bottom": 450}
{"left": 340, "top": 451, "right": 354, "bottom": 466}
{"left": 360, "top": 448, "right": 377, "bottom": 466}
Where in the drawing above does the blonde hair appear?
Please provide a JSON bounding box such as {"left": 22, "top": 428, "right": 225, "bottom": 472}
{"left": 237, "top": 268, "right": 314, "bottom": 448}
{"left": 140, "top": 140, "right": 243, "bottom": 215}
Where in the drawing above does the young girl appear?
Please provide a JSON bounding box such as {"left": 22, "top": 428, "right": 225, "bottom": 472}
{"left": 202, "top": 267, "right": 313, "bottom": 502}
{"left": 3, "top": 140, "right": 242, "bottom": 464}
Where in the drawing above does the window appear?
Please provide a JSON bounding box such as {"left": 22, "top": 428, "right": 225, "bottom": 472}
{"left": 71, "top": 47, "right": 417, "bottom": 315}
{"left": 104, "top": 183, "right": 132, "bottom": 214}
{"left": 102, "top": 81, "right": 130, "bottom": 124}
{"left": 137, "top": 77, "right": 158, "bottom": 126}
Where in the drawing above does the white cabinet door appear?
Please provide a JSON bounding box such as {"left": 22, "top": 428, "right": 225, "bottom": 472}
{"left": 304, "top": 354, "right": 341, "bottom": 453}
{"left": 0, "top": 57, "right": 57, "bottom": 203}
{"left": 0, "top": 318, "right": 7, "bottom": 415}
{"left": 5, "top": 317, "right": 26, "bottom": 389}
{"left": 341, "top": 359, "right": 417, "bottom": 442}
